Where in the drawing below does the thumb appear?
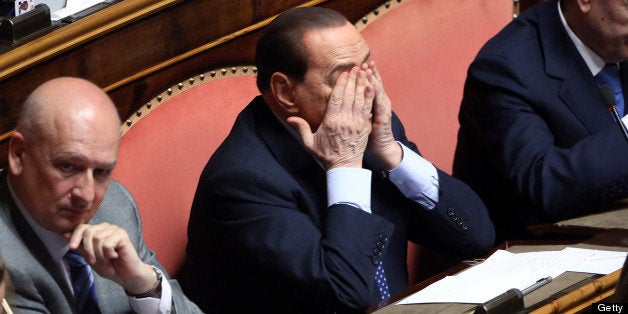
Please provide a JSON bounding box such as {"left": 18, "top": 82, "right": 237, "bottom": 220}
{"left": 286, "top": 116, "right": 314, "bottom": 149}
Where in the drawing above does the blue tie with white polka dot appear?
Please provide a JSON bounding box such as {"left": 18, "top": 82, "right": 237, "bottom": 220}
{"left": 375, "top": 263, "right": 390, "bottom": 299}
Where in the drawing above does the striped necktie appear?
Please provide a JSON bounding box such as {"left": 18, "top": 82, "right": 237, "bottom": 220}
{"left": 63, "top": 249, "right": 101, "bottom": 314}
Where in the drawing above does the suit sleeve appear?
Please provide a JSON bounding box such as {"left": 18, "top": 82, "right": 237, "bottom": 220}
{"left": 390, "top": 113, "right": 495, "bottom": 257}
{"left": 185, "top": 165, "right": 395, "bottom": 312}
{"left": 458, "top": 54, "right": 628, "bottom": 219}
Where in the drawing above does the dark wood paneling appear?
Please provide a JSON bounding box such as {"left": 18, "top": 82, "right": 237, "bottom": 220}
{"left": 0, "top": 0, "right": 385, "bottom": 167}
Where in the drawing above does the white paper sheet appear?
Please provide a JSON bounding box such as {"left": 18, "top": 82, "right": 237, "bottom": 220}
{"left": 397, "top": 247, "right": 626, "bottom": 305}
{"left": 564, "top": 247, "right": 627, "bottom": 274}
{"left": 50, "top": 0, "right": 105, "bottom": 21}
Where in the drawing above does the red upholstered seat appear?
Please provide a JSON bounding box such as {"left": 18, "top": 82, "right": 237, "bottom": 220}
{"left": 358, "top": 0, "right": 512, "bottom": 284}
{"left": 360, "top": 0, "right": 512, "bottom": 172}
{"left": 112, "top": 69, "right": 259, "bottom": 277}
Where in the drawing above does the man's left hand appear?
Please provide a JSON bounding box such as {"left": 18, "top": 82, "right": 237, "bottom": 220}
{"left": 365, "top": 61, "right": 402, "bottom": 169}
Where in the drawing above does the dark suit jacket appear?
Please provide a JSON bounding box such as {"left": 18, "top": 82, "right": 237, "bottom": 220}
{"left": 453, "top": 0, "right": 628, "bottom": 242}
{"left": 0, "top": 170, "right": 202, "bottom": 313}
{"left": 180, "top": 96, "right": 494, "bottom": 313}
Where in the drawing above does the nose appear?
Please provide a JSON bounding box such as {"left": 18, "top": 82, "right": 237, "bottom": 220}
{"left": 71, "top": 171, "right": 95, "bottom": 208}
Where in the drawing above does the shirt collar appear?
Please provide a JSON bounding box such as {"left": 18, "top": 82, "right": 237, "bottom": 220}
{"left": 557, "top": 0, "right": 606, "bottom": 75}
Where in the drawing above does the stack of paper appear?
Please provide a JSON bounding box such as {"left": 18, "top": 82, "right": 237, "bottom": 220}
{"left": 398, "top": 247, "right": 627, "bottom": 305}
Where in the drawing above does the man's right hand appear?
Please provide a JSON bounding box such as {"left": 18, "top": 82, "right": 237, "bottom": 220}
{"left": 287, "top": 66, "right": 375, "bottom": 170}
{"left": 67, "top": 223, "right": 159, "bottom": 296}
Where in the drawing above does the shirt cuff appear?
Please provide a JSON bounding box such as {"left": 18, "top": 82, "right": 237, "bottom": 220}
{"left": 128, "top": 268, "right": 173, "bottom": 313}
{"left": 388, "top": 143, "right": 439, "bottom": 210}
{"left": 327, "top": 167, "right": 372, "bottom": 213}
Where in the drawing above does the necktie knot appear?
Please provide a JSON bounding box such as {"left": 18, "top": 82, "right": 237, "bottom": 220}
{"left": 64, "top": 249, "right": 88, "bottom": 267}
{"left": 597, "top": 64, "right": 622, "bottom": 93}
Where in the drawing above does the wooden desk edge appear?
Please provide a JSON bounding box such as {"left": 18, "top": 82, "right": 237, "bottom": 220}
{"left": 530, "top": 269, "right": 620, "bottom": 314}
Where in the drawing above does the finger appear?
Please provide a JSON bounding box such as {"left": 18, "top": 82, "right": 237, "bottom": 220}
{"left": 78, "top": 226, "right": 96, "bottom": 264}
{"left": 369, "top": 60, "right": 383, "bottom": 83}
{"left": 365, "top": 67, "right": 379, "bottom": 92}
{"left": 364, "top": 82, "right": 376, "bottom": 116}
{"left": 92, "top": 224, "right": 120, "bottom": 262}
{"left": 343, "top": 67, "right": 359, "bottom": 113}
{"left": 101, "top": 227, "right": 123, "bottom": 260}
{"left": 68, "top": 224, "right": 89, "bottom": 249}
{"left": 327, "top": 72, "right": 349, "bottom": 116}
{"left": 366, "top": 66, "right": 388, "bottom": 112}
{"left": 353, "top": 70, "right": 368, "bottom": 116}
{"left": 287, "top": 116, "right": 314, "bottom": 149}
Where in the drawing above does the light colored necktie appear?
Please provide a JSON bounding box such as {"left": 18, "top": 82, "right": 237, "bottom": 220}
{"left": 63, "top": 250, "right": 101, "bottom": 314}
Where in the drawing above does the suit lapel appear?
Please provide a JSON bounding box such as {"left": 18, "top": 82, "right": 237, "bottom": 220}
{"left": 539, "top": 1, "right": 614, "bottom": 133}
{"left": 251, "top": 98, "right": 327, "bottom": 225}
{"left": 0, "top": 174, "right": 76, "bottom": 306}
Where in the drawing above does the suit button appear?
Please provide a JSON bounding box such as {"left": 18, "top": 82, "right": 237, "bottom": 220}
{"left": 372, "top": 255, "right": 381, "bottom": 265}
{"left": 447, "top": 207, "right": 455, "bottom": 216}
{"left": 378, "top": 233, "right": 388, "bottom": 242}
{"left": 451, "top": 213, "right": 459, "bottom": 222}
{"left": 461, "top": 221, "right": 469, "bottom": 230}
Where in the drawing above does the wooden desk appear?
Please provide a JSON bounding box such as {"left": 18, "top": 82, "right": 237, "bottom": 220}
{"left": 369, "top": 229, "right": 628, "bottom": 314}
{"left": 529, "top": 198, "right": 628, "bottom": 235}
{"left": 556, "top": 199, "right": 628, "bottom": 230}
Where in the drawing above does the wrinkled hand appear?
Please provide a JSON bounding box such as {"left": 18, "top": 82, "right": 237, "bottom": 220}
{"left": 288, "top": 66, "right": 375, "bottom": 170}
{"left": 365, "top": 61, "right": 402, "bottom": 169}
{"left": 67, "top": 223, "right": 157, "bottom": 295}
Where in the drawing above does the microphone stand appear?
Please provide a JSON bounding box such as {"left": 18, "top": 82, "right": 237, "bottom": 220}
{"left": 599, "top": 84, "right": 628, "bottom": 143}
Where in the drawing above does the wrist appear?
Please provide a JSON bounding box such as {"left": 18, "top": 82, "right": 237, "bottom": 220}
{"left": 124, "top": 265, "right": 162, "bottom": 298}
{"left": 374, "top": 141, "right": 402, "bottom": 170}
{"left": 324, "top": 158, "right": 363, "bottom": 170}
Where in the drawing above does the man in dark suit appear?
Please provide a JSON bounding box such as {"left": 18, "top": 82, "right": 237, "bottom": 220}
{"left": 0, "top": 77, "right": 201, "bottom": 313}
{"left": 453, "top": 0, "right": 628, "bottom": 243}
{"left": 180, "top": 7, "right": 495, "bottom": 313}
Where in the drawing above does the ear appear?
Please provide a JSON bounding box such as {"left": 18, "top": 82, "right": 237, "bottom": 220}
{"left": 8, "top": 132, "right": 26, "bottom": 176}
{"left": 269, "top": 72, "right": 299, "bottom": 115}
{"left": 575, "top": 0, "right": 591, "bottom": 13}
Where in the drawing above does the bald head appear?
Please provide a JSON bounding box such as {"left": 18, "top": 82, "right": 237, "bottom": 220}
{"left": 17, "top": 77, "right": 121, "bottom": 143}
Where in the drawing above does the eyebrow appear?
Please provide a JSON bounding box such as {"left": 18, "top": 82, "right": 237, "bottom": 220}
{"left": 333, "top": 52, "right": 371, "bottom": 73}
{"left": 327, "top": 51, "right": 371, "bottom": 83}
{"left": 53, "top": 152, "right": 117, "bottom": 170}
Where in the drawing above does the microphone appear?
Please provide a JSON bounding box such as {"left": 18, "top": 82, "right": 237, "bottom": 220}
{"left": 599, "top": 84, "right": 628, "bottom": 143}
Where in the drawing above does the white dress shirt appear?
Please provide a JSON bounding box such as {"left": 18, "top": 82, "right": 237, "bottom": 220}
{"left": 558, "top": 0, "right": 628, "bottom": 126}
